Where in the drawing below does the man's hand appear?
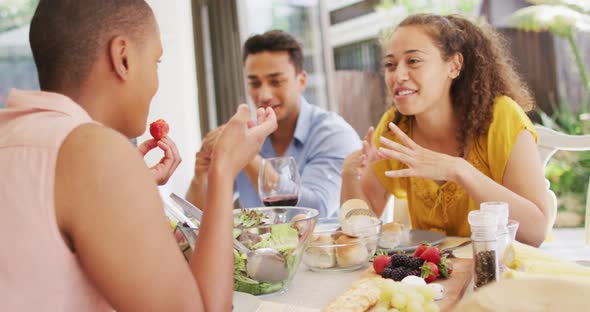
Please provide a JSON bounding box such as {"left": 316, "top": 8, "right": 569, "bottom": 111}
{"left": 194, "top": 126, "right": 225, "bottom": 182}
{"left": 137, "top": 136, "right": 181, "bottom": 185}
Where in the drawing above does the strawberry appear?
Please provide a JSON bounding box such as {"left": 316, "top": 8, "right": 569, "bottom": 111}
{"left": 149, "top": 119, "right": 169, "bottom": 140}
{"left": 419, "top": 246, "right": 441, "bottom": 265}
{"left": 420, "top": 261, "right": 439, "bottom": 283}
{"left": 413, "top": 242, "right": 430, "bottom": 257}
{"left": 438, "top": 255, "right": 453, "bottom": 278}
{"left": 372, "top": 254, "right": 391, "bottom": 275}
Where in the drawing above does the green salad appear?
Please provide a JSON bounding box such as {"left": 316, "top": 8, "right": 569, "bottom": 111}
{"left": 233, "top": 223, "right": 299, "bottom": 295}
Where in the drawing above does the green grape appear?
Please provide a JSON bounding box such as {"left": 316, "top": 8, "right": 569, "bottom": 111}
{"left": 372, "top": 307, "right": 389, "bottom": 312}
{"left": 423, "top": 302, "right": 440, "bottom": 312}
{"left": 407, "top": 291, "right": 425, "bottom": 305}
{"left": 416, "top": 285, "right": 435, "bottom": 302}
{"left": 391, "top": 293, "right": 408, "bottom": 310}
{"left": 407, "top": 300, "right": 424, "bottom": 312}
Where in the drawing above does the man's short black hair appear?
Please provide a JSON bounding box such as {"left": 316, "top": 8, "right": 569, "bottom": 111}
{"left": 29, "top": 0, "right": 154, "bottom": 91}
{"left": 242, "top": 30, "right": 304, "bottom": 73}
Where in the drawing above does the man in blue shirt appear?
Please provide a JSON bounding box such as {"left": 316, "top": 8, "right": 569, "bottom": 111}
{"left": 187, "top": 30, "right": 360, "bottom": 217}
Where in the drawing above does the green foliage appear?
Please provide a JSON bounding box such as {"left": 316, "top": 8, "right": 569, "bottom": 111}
{"left": 538, "top": 102, "right": 590, "bottom": 227}
{"left": 528, "top": 0, "right": 590, "bottom": 14}
{"left": 376, "top": 0, "right": 482, "bottom": 46}
{"left": 377, "top": 0, "right": 480, "bottom": 15}
{"left": 0, "top": 0, "right": 38, "bottom": 33}
{"left": 509, "top": 0, "right": 590, "bottom": 227}
{"left": 506, "top": 1, "right": 590, "bottom": 111}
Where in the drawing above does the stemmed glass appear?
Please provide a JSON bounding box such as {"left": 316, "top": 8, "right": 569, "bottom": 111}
{"left": 258, "top": 156, "right": 300, "bottom": 208}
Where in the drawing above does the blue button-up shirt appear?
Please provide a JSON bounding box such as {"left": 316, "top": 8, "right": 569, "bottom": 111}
{"left": 235, "top": 97, "right": 361, "bottom": 217}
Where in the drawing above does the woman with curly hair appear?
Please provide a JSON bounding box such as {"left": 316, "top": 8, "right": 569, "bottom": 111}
{"left": 341, "top": 14, "right": 551, "bottom": 246}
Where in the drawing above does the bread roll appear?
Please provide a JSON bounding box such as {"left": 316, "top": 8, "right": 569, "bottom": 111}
{"left": 303, "top": 234, "right": 336, "bottom": 269}
{"left": 341, "top": 215, "right": 380, "bottom": 238}
{"left": 335, "top": 235, "right": 369, "bottom": 268}
{"left": 379, "top": 222, "right": 409, "bottom": 249}
{"left": 339, "top": 198, "right": 370, "bottom": 223}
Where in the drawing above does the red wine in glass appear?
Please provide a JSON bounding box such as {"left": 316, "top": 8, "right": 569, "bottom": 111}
{"left": 262, "top": 194, "right": 299, "bottom": 207}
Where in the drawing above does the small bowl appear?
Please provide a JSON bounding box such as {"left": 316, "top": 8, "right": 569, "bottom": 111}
{"left": 303, "top": 217, "right": 382, "bottom": 272}
{"left": 233, "top": 207, "right": 319, "bottom": 296}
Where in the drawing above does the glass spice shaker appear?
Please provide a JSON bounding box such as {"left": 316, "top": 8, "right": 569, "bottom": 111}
{"left": 480, "top": 202, "right": 510, "bottom": 275}
{"left": 468, "top": 210, "right": 500, "bottom": 290}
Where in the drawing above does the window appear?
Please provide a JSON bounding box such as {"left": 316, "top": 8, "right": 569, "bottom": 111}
{"left": 239, "top": 0, "right": 329, "bottom": 109}
{"left": 0, "top": 0, "right": 39, "bottom": 108}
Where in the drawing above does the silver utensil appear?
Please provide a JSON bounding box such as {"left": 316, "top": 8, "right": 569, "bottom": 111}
{"left": 169, "top": 193, "right": 289, "bottom": 283}
{"left": 440, "top": 240, "right": 472, "bottom": 258}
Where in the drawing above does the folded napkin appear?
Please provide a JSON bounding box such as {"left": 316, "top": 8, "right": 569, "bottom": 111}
{"left": 451, "top": 278, "right": 590, "bottom": 312}
{"left": 438, "top": 237, "right": 472, "bottom": 259}
{"left": 503, "top": 242, "right": 590, "bottom": 278}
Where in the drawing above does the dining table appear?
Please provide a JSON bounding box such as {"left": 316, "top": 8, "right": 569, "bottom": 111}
{"left": 253, "top": 229, "right": 590, "bottom": 312}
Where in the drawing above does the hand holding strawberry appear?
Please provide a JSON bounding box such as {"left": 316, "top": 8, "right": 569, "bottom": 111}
{"left": 139, "top": 119, "right": 181, "bottom": 185}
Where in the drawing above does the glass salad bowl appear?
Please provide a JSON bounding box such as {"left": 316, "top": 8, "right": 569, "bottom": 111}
{"left": 233, "top": 206, "right": 319, "bottom": 296}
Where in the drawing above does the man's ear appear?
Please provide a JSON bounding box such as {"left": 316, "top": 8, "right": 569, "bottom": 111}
{"left": 109, "top": 36, "right": 130, "bottom": 81}
{"left": 297, "top": 70, "right": 307, "bottom": 92}
{"left": 449, "top": 52, "right": 463, "bottom": 79}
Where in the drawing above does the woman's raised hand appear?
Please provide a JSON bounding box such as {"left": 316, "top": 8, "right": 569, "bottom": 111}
{"left": 377, "top": 122, "right": 461, "bottom": 182}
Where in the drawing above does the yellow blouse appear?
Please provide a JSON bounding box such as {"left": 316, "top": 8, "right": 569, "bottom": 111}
{"left": 371, "top": 96, "right": 537, "bottom": 237}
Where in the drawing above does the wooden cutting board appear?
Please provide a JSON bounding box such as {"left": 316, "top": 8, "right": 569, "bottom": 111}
{"left": 362, "top": 258, "right": 473, "bottom": 312}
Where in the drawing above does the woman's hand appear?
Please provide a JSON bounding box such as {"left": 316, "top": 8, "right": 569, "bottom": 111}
{"left": 362, "top": 127, "right": 382, "bottom": 165}
{"left": 211, "top": 105, "right": 277, "bottom": 178}
{"left": 138, "top": 136, "right": 182, "bottom": 185}
{"left": 377, "top": 122, "right": 463, "bottom": 182}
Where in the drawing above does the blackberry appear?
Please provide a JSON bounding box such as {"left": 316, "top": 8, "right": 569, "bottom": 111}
{"left": 390, "top": 254, "right": 409, "bottom": 268}
{"left": 406, "top": 257, "right": 425, "bottom": 269}
{"left": 381, "top": 267, "right": 393, "bottom": 279}
{"left": 406, "top": 269, "right": 421, "bottom": 277}
{"left": 391, "top": 267, "right": 407, "bottom": 281}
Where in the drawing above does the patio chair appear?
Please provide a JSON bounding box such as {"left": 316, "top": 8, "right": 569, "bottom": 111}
{"left": 535, "top": 125, "right": 590, "bottom": 244}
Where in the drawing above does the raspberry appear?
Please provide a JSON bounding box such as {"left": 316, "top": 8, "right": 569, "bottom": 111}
{"left": 390, "top": 254, "right": 409, "bottom": 268}
{"left": 406, "top": 257, "right": 425, "bottom": 269}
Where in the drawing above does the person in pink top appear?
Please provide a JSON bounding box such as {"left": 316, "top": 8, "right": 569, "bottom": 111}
{"left": 0, "top": 1, "right": 277, "bottom": 311}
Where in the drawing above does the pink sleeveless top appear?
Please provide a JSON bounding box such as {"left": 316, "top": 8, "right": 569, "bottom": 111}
{"left": 0, "top": 90, "right": 112, "bottom": 311}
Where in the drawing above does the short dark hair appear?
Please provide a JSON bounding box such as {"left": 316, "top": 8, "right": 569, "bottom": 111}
{"left": 29, "top": 0, "right": 154, "bottom": 91}
{"left": 242, "top": 30, "right": 304, "bottom": 73}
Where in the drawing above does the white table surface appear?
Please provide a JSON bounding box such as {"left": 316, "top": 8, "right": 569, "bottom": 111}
{"left": 260, "top": 228, "right": 590, "bottom": 310}
{"left": 262, "top": 265, "right": 367, "bottom": 309}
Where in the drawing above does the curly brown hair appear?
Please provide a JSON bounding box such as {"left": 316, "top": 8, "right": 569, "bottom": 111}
{"left": 390, "top": 14, "right": 534, "bottom": 156}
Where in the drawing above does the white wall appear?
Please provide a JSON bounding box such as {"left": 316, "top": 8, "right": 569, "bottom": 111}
{"left": 141, "top": 0, "right": 201, "bottom": 196}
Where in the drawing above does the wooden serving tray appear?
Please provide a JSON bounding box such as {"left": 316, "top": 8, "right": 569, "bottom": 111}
{"left": 362, "top": 258, "right": 473, "bottom": 312}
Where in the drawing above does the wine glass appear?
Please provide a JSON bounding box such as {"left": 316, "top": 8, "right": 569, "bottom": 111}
{"left": 258, "top": 156, "right": 300, "bottom": 209}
